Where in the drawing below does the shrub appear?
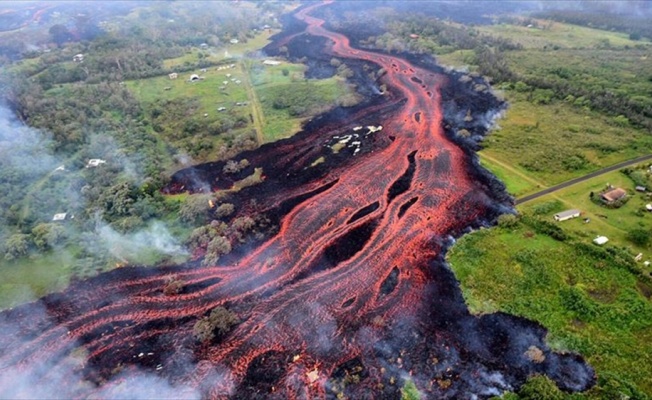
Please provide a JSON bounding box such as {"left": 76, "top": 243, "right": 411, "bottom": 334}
{"left": 193, "top": 306, "right": 239, "bottom": 343}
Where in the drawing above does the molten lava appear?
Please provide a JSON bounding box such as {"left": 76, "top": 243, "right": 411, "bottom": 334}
{"left": 0, "top": 2, "right": 594, "bottom": 399}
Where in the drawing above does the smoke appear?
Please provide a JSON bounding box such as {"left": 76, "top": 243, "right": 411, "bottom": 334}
{"left": 95, "top": 220, "right": 188, "bottom": 262}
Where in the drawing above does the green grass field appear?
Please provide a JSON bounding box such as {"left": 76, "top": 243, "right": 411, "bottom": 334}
{"left": 478, "top": 19, "right": 648, "bottom": 50}
{"left": 480, "top": 93, "right": 652, "bottom": 188}
{"left": 163, "top": 30, "right": 276, "bottom": 70}
{"left": 0, "top": 250, "right": 75, "bottom": 309}
{"left": 447, "top": 221, "right": 652, "bottom": 398}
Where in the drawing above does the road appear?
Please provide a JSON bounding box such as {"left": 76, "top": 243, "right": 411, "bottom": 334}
{"left": 516, "top": 154, "right": 652, "bottom": 205}
{"left": 239, "top": 60, "right": 266, "bottom": 146}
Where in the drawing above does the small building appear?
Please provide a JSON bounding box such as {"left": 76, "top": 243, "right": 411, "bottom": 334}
{"left": 635, "top": 253, "right": 643, "bottom": 262}
{"left": 199, "top": 43, "right": 208, "bottom": 49}
{"left": 169, "top": 72, "right": 178, "bottom": 80}
{"left": 73, "top": 53, "right": 84, "bottom": 63}
{"left": 601, "top": 187, "right": 627, "bottom": 203}
{"left": 86, "top": 159, "right": 106, "bottom": 168}
{"left": 189, "top": 74, "right": 200, "bottom": 81}
{"left": 645, "top": 261, "right": 651, "bottom": 267}
{"left": 409, "top": 34, "right": 420, "bottom": 39}
{"left": 229, "top": 38, "right": 239, "bottom": 44}
{"left": 263, "top": 59, "right": 282, "bottom": 66}
{"left": 646, "top": 204, "right": 652, "bottom": 212}
{"left": 54, "top": 165, "right": 65, "bottom": 172}
{"left": 218, "top": 107, "right": 226, "bottom": 111}
{"left": 636, "top": 186, "right": 647, "bottom": 192}
{"left": 52, "top": 213, "right": 67, "bottom": 221}
{"left": 593, "top": 236, "right": 609, "bottom": 245}
{"left": 554, "top": 209, "right": 581, "bottom": 222}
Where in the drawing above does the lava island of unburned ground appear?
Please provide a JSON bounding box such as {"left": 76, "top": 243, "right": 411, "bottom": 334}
{"left": 0, "top": 2, "right": 597, "bottom": 399}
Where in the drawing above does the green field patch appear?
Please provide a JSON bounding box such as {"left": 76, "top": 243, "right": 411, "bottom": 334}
{"left": 163, "top": 31, "right": 275, "bottom": 70}
{"left": 478, "top": 153, "right": 541, "bottom": 197}
{"left": 482, "top": 93, "right": 652, "bottom": 186}
{"left": 448, "top": 221, "right": 652, "bottom": 397}
{"left": 257, "top": 77, "right": 354, "bottom": 142}
{"left": 478, "top": 20, "right": 648, "bottom": 50}
{"left": 0, "top": 250, "right": 76, "bottom": 309}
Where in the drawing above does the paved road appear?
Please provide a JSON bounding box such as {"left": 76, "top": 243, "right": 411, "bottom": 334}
{"left": 516, "top": 154, "right": 652, "bottom": 205}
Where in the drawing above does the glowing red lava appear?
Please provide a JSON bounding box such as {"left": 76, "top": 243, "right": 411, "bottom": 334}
{"left": 0, "top": 2, "right": 593, "bottom": 399}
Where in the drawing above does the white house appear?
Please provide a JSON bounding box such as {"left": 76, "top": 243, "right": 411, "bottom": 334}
{"left": 553, "top": 209, "right": 581, "bottom": 222}
{"left": 229, "top": 39, "right": 239, "bottom": 44}
{"left": 593, "top": 236, "right": 609, "bottom": 245}
{"left": 52, "top": 213, "right": 67, "bottom": 221}
{"left": 86, "top": 159, "right": 106, "bottom": 168}
{"left": 263, "top": 59, "right": 282, "bottom": 66}
{"left": 73, "top": 53, "right": 84, "bottom": 63}
{"left": 646, "top": 204, "right": 652, "bottom": 212}
{"left": 169, "top": 72, "right": 178, "bottom": 80}
{"left": 189, "top": 74, "right": 200, "bottom": 81}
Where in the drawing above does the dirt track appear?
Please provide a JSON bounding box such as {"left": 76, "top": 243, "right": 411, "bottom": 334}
{"left": 516, "top": 154, "right": 652, "bottom": 205}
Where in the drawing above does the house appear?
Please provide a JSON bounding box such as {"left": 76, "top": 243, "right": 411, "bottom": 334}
{"left": 86, "top": 159, "right": 106, "bottom": 168}
{"left": 263, "top": 59, "right": 282, "bottom": 66}
{"left": 409, "top": 34, "right": 420, "bottom": 39}
{"left": 229, "top": 39, "right": 239, "bottom": 44}
{"left": 646, "top": 204, "right": 652, "bottom": 212}
{"left": 554, "top": 209, "right": 581, "bottom": 222}
{"left": 636, "top": 253, "right": 643, "bottom": 262}
{"left": 73, "top": 53, "right": 84, "bottom": 63}
{"left": 52, "top": 213, "right": 67, "bottom": 221}
{"left": 593, "top": 236, "right": 609, "bottom": 245}
{"left": 601, "top": 187, "right": 627, "bottom": 203}
{"left": 636, "top": 186, "right": 647, "bottom": 192}
{"left": 218, "top": 107, "right": 226, "bottom": 111}
{"left": 54, "top": 165, "right": 65, "bottom": 172}
{"left": 169, "top": 72, "right": 178, "bottom": 80}
{"left": 199, "top": 43, "right": 208, "bottom": 49}
{"left": 189, "top": 74, "right": 200, "bottom": 81}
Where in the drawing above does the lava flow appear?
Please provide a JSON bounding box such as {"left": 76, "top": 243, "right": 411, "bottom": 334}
{"left": 0, "top": 2, "right": 595, "bottom": 399}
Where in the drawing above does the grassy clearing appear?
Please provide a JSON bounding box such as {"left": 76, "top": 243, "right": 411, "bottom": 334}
{"left": 447, "top": 221, "right": 652, "bottom": 398}
{"left": 162, "top": 30, "right": 276, "bottom": 69}
{"left": 477, "top": 19, "right": 648, "bottom": 50}
{"left": 0, "top": 250, "right": 76, "bottom": 309}
{"left": 256, "top": 77, "right": 354, "bottom": 142}
{"left": 478, "top": 153, "right": 541, "bottom": 197}
{"left": 126, "top": 66, "right": 249, "bottom": 117}
{"left": 481, "top": 93, "right": 652, "bottom": 187}
{"left": 518, "top": 167, "right": 652, "bottom": 259}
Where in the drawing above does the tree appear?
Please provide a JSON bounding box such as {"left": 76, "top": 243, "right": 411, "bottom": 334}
{"left": 215, "top": 203, "right": 235, "bottom": 218}
{"left": 203, "top": 235, "right": 232, "bottom": 266}
{"left": 193, "top": 306, "right": 239, "bottom": 343}
{"left": 179, "top": 194, "right": 212, "bottom": 225}
{"left": 281, "top": 68, "right": 289, "bottom": 76}
{"left": 497, "top": 214, "right": 519, "bottom": 228}
{"left": 626, "top": 228, "right": 650, "bottom": 247}
{"left": 49, "top": 24, "right": 72, "bottom": 46}
{"left": 518, "top": 375, "right": 563, "bottom": 400}
{"left": 4, "top": 234, "right": 30, "bottom": 261}
{"left": 31, "top": 223, "right": 67, "bottom": 250}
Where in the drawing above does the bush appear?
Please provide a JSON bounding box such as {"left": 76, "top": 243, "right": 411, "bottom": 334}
{"left": 193, "top": 306, "right": 239, "bottom": 343}
{"left": 497, "top": 213, "right": 519, "bottom": 228}
{"left": 626, "top": 228, "right": 650, "bottom": 247}
{"left": 4, "top": 234, "right": 30, "bottom": 261}
{"left": 518, "top": 375, "right": 564, "bottom": 400}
